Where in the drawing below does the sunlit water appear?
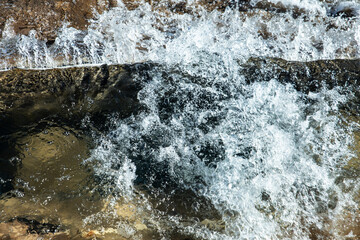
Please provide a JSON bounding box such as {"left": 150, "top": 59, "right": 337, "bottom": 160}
{"left": 1, "top": 0, "right": 360, "bottom": 69}
{"left": 1, "top": 0, "right": 360, "bottom": 239}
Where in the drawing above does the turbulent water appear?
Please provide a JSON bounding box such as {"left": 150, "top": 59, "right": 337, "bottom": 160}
{"left": 1, "top": 0, "right": 360, "bottom": 239}
{"left": 1, "top": 0, "right": 360, "bottom": 69}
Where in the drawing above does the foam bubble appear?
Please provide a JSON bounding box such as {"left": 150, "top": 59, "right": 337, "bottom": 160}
{"left": 1, "top": 0, "right": 360, "bottom": 69}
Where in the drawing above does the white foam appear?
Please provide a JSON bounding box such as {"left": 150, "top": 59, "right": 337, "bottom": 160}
{"left": 1, "top": 0, "right": 360, "bottom": 69}
{"left": 1, "top": 1, "right": 359, "bottom": 238}
{"left": 88, "top": 66, "right": 357, "bottom": 238}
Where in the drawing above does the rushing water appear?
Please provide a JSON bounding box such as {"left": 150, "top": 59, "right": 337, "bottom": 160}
{"left": 1, "top": 0, "right": 360, "bottom": 69}
{"left": 1, "top": 0, "right": 360, "bottom": 239}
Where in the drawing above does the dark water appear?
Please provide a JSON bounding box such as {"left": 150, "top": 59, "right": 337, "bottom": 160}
{"left": 1, "top": 0, "right": 360, "bottom": 239}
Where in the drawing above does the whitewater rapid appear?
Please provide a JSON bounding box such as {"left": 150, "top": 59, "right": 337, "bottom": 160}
{"left": 1, "top": 0, "right": 360, "bottom": 70}
{"left": 2, "top": 0, "right": 360, "bottom": 239}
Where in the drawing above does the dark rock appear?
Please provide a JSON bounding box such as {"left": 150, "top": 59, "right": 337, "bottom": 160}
{"left": 0, "top": 63, "right": 149, "bottom": 134}
{"left": 120, "top": 0, "right": 307, "bottom": 17}
{"left": 241, "top": 58, "right": 360, "bottom": 116}
{"left": 15, "top": 217, "right": 59, "bottom": 234}
{"left": 240, "top": 57, "right": 360, "bottom": 93}
{"left": 198, "top": 0, "right": 251, "bottom": 12}
{"left": 0, "top": 219, "right": 70, "bottom": 239}
{"left": 0, "top": 63, "right": 150, "bottom": 197}
{"left": 1, "top": 58, "right": 360, "bottom": 133}
{"left": 329, "top": 2, "right": 360, "bottom": 18}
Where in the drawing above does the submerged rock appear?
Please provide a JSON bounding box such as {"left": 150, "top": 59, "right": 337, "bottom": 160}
{"left": 0, "top": 125, "right": 103, "bottom": 239}
{"left": 0, "top": 219, "right": 70, "bottom": 240}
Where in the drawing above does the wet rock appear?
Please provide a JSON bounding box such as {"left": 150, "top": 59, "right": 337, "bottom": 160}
{"left": 197, "top": 0, "right": 251, "bottom": 12}
{"left": 333, "top": 208, "right": 360, "bottom": 239}
{"left": 120, "top": 0, "right": 251, "bottom": 12}
{"left": 0, "top": 0, "right": 353, "bottom": 47}
{"left": 0, "top": 198, "right": 48, "bottom": 223}
{"left": 329, "top": 2, "right": 360, "bottom": 18}
{"left": 0, "top": 0, "right": 117, "bottom": 41}
{"left": 0, "top": 145, "right": 17, "bottom": 195}
{"left": 0, "top": 124, "right": 105, "bottom": 237}
{"left": 14, "top": 217, "right": 59, "bottom": 235}
{"left": 342, "top": 126, "right": 360, "bottom": 179}
{"left": 115, "top": 203, "right": 138, "bottom": 221}
{"left": 0, "top": 63, "right": 147, "bottom": 134}
{"left": 120, "top": 0, "right": 310, "bottom": 17}
{"left": 0, "top": 220, "right": 28, "bottom": 239}
{"left": 335, "top": 41, "right": 358, "bottom": 58}
{"left": 79, "top": 195, "right": 154, "bottom": 239}
{"left": 121, "top": 0, "right": 307, "bottom": 14}
{"left": 200, "top": 219, "right": 225, "bottom": 232}
{"left": 13, "top": 126, "right": 90, "bottom": 194}
{"left": 1, "top": 58, "right": 360, "bottom": 132}
{"left": 1, "top": 58, "right": 360, "bottom": 125}
{"left": 0, "top": 219, "right": 70, "bottom": 240}
{"left": 241, "top": 57, "right": 360, "bottom": 93}
{"left": 0, "top": 0, "right": 249, "bottom": 41}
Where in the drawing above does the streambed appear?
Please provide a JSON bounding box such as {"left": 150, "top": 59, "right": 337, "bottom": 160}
{"left": 0, "top": 59, "right": 360, "bottom": 239}
{"left": 1, "top": 0, "right": 360, "bottom": 239}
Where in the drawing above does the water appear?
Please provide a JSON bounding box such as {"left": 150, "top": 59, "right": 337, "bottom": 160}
{"left": 1, "top": 0, "right": 360, "bottom": 69}
{"left": 1, "top": 0, "right": 360, "bottom": 239}
{"left": 86, "top": 63, "right": 359, "bottom": 239}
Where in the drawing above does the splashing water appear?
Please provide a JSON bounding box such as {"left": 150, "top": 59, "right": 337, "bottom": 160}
{"left": 1, "top": 0, "right": 360, "bottom": 69}
{"left": 2, "top": 0, "right": 360, "bottom": 239}
{"left": 87, "top": 59, "right": 359, "bottom": 238}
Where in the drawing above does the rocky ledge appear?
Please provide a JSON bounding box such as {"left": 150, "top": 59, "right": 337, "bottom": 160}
{"left": 242, "top": 57, "right": 360, "bottom": 93}
{"left": 0, "top": 0, "right": 118, "bottom": 41}
{"left": 1, "top": 0, "right": 358, "bottom": 43}
{"left": 0, "top": 57, "right": 359, "bottom": 133}
{"left": 0, "top": 63, "right": 152, "bottom": 134}
{"left": 0, "top": 58, "right": 360, "bottom": 239}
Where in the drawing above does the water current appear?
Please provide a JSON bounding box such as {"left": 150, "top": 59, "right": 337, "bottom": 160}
{"left": 1, "top": 0, "right": 360, "bottom": 239}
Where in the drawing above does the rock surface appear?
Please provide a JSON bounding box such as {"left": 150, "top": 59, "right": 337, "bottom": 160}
{"left": 0, "top": 219, "right": 71, "bottom": 240}
{"left": 0, "top": 63, "right": 149, "bottom": 134}
{"left": 0, "top": 58, "right": 360, "bottom": 134}
{"left": 1, "top": 58, "right": 360, "bottom": 128}
{"left": 0, "top": 0, "right": 355, "bottom": 44}
{"left": 241, "top": 57, "right": 360, "bottom": 93}
{"left": 0, "top": 0, "right": 118, "bottom": 41}
{"left": 1, "top": 58, "right": 360, "bottom": 239}
{"left": 0, "top": 0, "right": 250, "bottom": 42}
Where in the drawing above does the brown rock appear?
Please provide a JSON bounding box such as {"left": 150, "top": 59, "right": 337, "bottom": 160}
{"left": 200, "top": 219, "right": 225, "bottom": 232}
{"left": 120, "top": 0, "right": 251, "bottom": 13}
{"left": 0, "top": 220, "right": 70, "bottom": 240}
{"left": 333, "top": 208, "right": 360, "bottom": 239}
{"left": 0, "top": 221, "right": 28, "bottom": 239}
{"left": 0, "top": 0, "right": 117, "bottom": 41}
{"left": 198, "top": 0, "right": 250, "bottom": 12}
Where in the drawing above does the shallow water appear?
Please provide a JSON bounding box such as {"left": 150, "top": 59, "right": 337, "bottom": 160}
{"left": 1, "top": 0, "right": 360, "bottom": 239}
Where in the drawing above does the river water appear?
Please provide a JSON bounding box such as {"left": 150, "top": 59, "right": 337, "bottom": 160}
{"left": 1, "top": 0, "right": 360, "bottom": 239}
